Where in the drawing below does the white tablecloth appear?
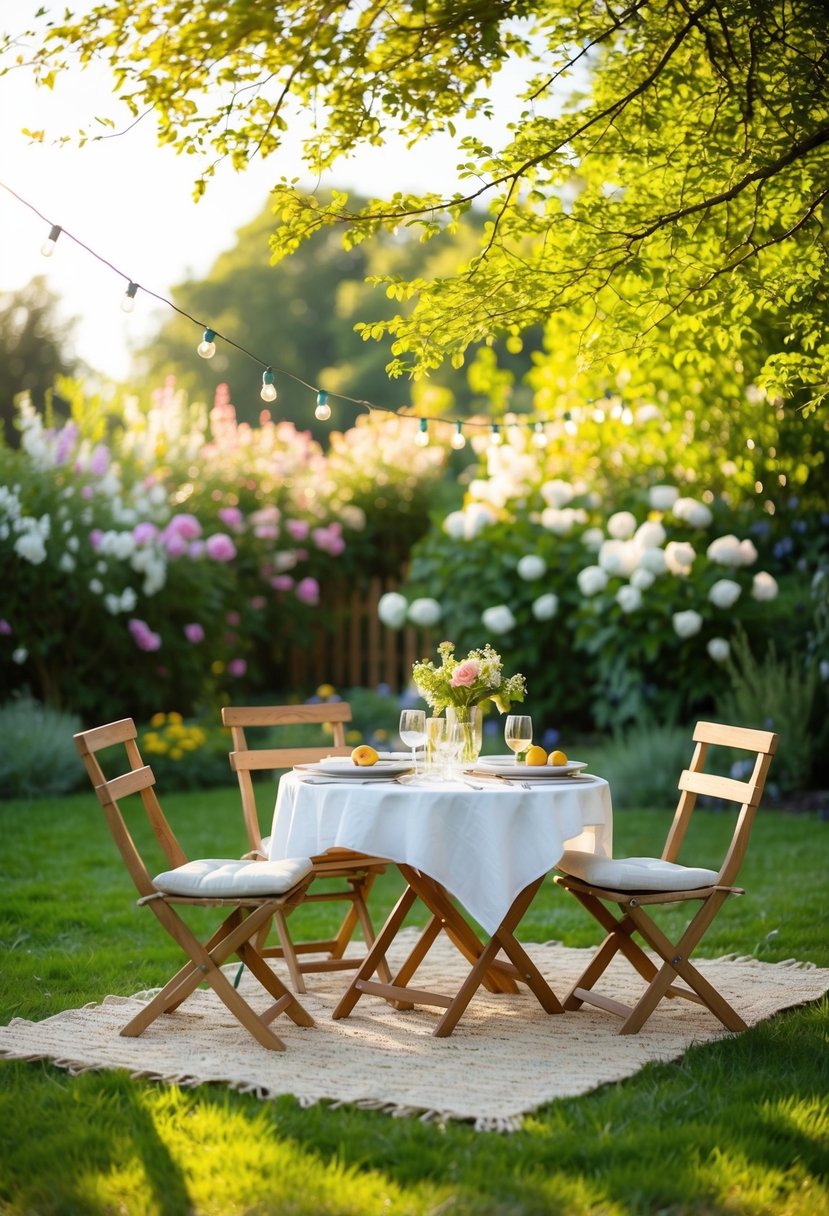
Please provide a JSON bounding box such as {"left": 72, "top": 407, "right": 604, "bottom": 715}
{"left": 269, "top": 772, "right": 613, "bottom": 935}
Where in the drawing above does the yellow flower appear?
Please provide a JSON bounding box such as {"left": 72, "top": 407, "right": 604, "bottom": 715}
{"left": 346, "top": 729, "right": 362, "bottom": 744}
{"left": 211, "top": 660, "right": 225, "bottom": 675}
{"left": 167, "top": 711, "right": 183, "bottom": 725}
{"left": 169, "top": 747, "right": 184, "bottom": 760}
{"left": 150, "top": 712, "right": 166, "bottom": 728}
{"left": 317, "top": 683, "right": 336, "bottom": 699}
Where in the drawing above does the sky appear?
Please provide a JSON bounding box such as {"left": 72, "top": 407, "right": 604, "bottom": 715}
{"left": 0, "top": 4, "right": 535, "bottom": 384}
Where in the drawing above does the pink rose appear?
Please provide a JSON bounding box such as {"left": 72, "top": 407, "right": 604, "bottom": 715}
{"left": 286, "top": 519, "right": 310, "bottom": 541}
{"left": 128, "top": 618, "right": 162, "bottom": 652}
{"left": 218, "top": 506, "right": 244, "bottom": 532}
{"left": 295, "top": 577, "right": 320, "bottom": 606}
{"left": 450, "top": 659, "right": 479, "bottom": 688}
{"left": 205, "top": 533, "right": 237, "bottom": 562}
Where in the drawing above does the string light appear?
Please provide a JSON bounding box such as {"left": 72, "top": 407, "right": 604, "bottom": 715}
{"left": 40, "top": 224, "right": 61, "bottom": 257}
{"left": 3, "top": 182, "right": 634, "bottom": 446}
{"left": 121, "top": 282, "right": 138, "bottom": 314}
{"left": 260, "top": 368, "right": 278, "bottom": 403}
{"left": 197, "top": 328, "right": 217, "bottom": 359}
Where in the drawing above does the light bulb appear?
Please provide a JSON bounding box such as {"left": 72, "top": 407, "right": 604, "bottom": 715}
{"left": 490, "top": 424, "right": 502, "bottom": 446}
{"left": 121, "top": 282, "right": 138, "bottom": 313}
{"left": 197, "top": 328, "right": 216, "bottom": 359}
{"left": 532, "top": 422, "right": 549, "bottom": 448}
{"left": 315, "top": 390, "right": 331, "bottom": 421}
{"left": 41, "top": 224, "right": 61, "bottom": 257}
{"left": 260, "top": 369, "right": 277, "bottom": 403}
{"left": 414, "top": 418, "right": 429, "bottom": 447}
{"left": 451, "top": 422, "right": 466, "bottom": 450}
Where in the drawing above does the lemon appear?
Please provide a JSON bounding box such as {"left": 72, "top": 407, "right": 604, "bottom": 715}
{"left": 351, "top": 744, "right": 379, "bottom": 766}
{"left": 549, "top": 749, "right": 568, "bottom": 766}
{"left": 525, "top": 744, "right": 548, "bottom": 766}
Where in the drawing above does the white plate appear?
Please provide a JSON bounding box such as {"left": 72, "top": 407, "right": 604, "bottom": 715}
{"left": 471, "top": 758, "right": 588, "bottom": 779}
{"left": 295, "top": 757, "right": 412, "bottom": 779}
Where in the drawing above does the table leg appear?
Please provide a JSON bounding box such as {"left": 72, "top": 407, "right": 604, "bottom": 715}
{"left": 332, "top": 882, "right": 420, "bottom": 1020}
{"left": 434, "top": 876, "right": 564, "bottom": 1037}
{"left": 400, "top": 867, "right": 519, "bottom": 995}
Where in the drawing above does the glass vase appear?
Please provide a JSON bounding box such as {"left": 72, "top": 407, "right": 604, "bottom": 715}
{"left": 446, "top": 705, "right": 482, "bottom": 766}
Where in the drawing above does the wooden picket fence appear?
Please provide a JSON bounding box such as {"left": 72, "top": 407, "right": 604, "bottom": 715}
{"left": 284, "top": 576, "right": 433, "bottom": 694}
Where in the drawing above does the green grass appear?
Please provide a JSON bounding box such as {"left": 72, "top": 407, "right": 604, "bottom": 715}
{"left": 1, "top": 786, "right": 828, "bottom": 1216}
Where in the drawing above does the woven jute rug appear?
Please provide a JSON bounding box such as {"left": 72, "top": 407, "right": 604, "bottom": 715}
{"left": 2, "top": 932, "right": 827, "bottom": 1132}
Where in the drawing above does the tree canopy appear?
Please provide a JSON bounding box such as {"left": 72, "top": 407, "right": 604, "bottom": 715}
{"left": 4, "top": 0, "right": 828, "bottom": 408}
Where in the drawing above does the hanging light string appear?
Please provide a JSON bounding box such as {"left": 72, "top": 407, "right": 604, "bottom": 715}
{"left": 0, "top": 178, "right": 618, "bottom": 442}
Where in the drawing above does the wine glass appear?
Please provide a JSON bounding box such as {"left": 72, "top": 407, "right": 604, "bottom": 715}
{"left": 504, "top": 714, "right": 533, "bottom": 764}
{"left": 399, "top": 709, "right": 427, "bottom": 773}
{"left": 433, "top": 717, "right": 464, "bottom": 780}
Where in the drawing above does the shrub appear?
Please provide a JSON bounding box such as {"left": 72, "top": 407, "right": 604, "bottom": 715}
{"left": 0, "top": 696, "right": 85, "bottom": 798}
{"left": 717, "top": 627, "right": 820, "bottom": 794}
{"left": 590, "top": 723, "right": 692, "bottom": 811}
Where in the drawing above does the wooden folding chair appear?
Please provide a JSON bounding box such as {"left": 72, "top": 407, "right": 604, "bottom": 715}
{"left": 74, "top": 718, "right": 316, "bottom": 1051}
{"left": 554, "top": 720, "right": 778, "bottom": 1034}
{"left": 222, "top": 703, "right": 390, "bottom": 992}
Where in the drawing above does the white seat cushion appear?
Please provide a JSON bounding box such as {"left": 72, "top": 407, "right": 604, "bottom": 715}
{"left": 152, "top": 856, "right": 313, "bottom": 898}
{"left": 557, "top": 850, "right": 720, "bottom": 892}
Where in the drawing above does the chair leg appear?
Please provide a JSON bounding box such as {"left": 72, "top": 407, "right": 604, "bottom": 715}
{"left": 624, "top": 897, "right": 747, "bottom": 1033}
{"left": 121, "top": 903, "right": 310, "bottom": 1050}
{"left": 271, "top": 907, "right": 307, "bottom": 992}
{"left": 562, "top": 889, "right": 661, "bottom": 1011}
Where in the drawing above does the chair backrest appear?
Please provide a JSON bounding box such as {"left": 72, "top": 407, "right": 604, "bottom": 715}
{"left": 74, "top": 718, "right": 188, "bottom": 898}
{"left": 222, "top": 703, "right": 354, "bottom": 855}
{"left": 663, "top": 720, "right": 778, "bottom": 886}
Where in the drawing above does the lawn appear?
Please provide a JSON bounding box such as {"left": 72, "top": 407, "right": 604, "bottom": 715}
{"left": 1, "top": 785, "right": 827, "bottom": 1216}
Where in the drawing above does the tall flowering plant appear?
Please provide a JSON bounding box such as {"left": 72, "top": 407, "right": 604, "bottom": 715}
{"left": 412, "top": 641, "right": 527, "bottom": 714}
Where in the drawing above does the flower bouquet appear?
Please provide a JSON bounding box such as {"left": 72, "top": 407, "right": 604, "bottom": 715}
{"left": 412, "top": 641, "right": 527, "bottom": 764}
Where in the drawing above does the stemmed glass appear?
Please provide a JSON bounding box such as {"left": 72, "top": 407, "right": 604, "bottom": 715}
{"left": 433, "top": 717, "right": 464, "bottom": 780}
{"left": 504, "top": 714, "right": 533, "bottom": 764}
{"left": 399, "top": 709, "right": 427, "bottom": 774}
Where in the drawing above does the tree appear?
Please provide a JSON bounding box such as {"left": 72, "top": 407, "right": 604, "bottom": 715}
{"left": 136, "top": 193, "right": 543, "bottom": 433}
{"left": 0, "top": 277, "right": 79, "bottom": 443}
{"left": 6, "top": 1, "right": 827, "bottom": 408}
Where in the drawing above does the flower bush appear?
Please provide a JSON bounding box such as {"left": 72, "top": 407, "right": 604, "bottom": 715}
{"left": 0, "top": 381, "right": 454, "bottom": 725}
{"left": 0, "top": 388, "right": 351, "bottom": 719}
{"left": 385, "top": 414, "right": 828, "bottom": 739}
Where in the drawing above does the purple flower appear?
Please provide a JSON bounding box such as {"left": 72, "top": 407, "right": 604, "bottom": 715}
{"left": 226, "top": 609, "right": 241, "bottom": 626}
{"left": 81, "top": 485, "right": 94, "bottom": 500}
{"left": 205, "top": 533, "right": 237, "bottom": 562}
{"left": 128, "top": 618, "right": 162, "bottom": 652}
{"left": 54, "top": 422, "right": 79, "bottom": 466}
{"left": 184, "top": 623, "right": 205, "bottom": 644}
{"left": 218, "top": 506, "right": 245, "bottom": 532}
{"left": 188, "top": 540, "right": 206, "bottom": 559}
{"left": 271, "top": 575, "right": 294, "bottom": 591}
{"left": 162, "top": 513, "right": 202, "bottom": 543}
{"left": 286, "top": 519, "right": 310, "bottom": 541}
{"left": 89, "top": 529, "right": 103, "bottom": 550}
{"left": 0, "top": 619, "right": 12, "bottom": 635}
{"left": 228, "top": 658, "right": 247, "bottom": 677}
{"left": 295, "top": 577, "right": 320, "bottom": 606}
{"left": 163, "top": 533, "right": 189, "bottom": 558}
{"left": 89, "top": 443, "right": 111, "bottom": 478}
{"left": 133, "top": 521, "right": 158, "bottom": 546}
